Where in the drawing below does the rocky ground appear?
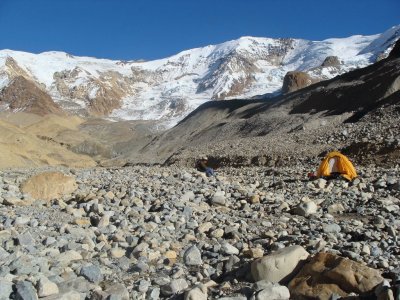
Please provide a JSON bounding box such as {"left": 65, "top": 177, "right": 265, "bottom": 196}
{"left": 0, "top": 163, "right": 399, "bottom": 299}
{"left": 165, "top": 103, "right": 400, "bottom": 170}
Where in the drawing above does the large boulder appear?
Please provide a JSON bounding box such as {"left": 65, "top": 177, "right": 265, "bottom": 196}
{"left": 321, "top": 56, "right": 341, "bottom": 67}
{"left": 21, "top": 171, "right": 77, "bottom": 201}
{"left": 288, "top": 252, "right": 384, "bottom": 300}
{"left": 281, "top": 71, "right": 314, "bottom": 94}
{"left": 251, "top": 245, "right": 309, "bottom": 283}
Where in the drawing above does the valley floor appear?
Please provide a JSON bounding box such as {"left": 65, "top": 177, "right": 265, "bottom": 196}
{"left": 0, "top": 165, "right": 399, "bottom": 299}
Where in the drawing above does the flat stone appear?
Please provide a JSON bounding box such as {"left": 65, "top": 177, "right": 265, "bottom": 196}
{"left": 322, "top": 223, "right": 341, "bottom": 233}
{"left": 251, "top": 245, "right": 309, "bottom": 283}
{"left": 80, "top": 264, "right": 103, "bottom": 283}
{"left": 17, "top": 232, "right": 35, "bottom": 247}
{"left": 58, "top": 250, "right": 82, "bottom": 265}
{"left": 221, "top": 243, "right": 239, "bottom": 255}
{"left": 15, "top": 281, "right": 38, "bottom": 300}
{"left": 9, "top": 255, "right": 35, "bottom": 275}
{"left": 37, "top": 277, "right": 59, "bottom": 298}
{"left": 0, "top": 279, "right": 13, "bottom": 300}
{"left": 109, "top": 248, "right": 126, "bottom": 258}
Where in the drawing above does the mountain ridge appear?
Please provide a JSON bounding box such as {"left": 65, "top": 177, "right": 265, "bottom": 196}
{"left": 0, "top": 25, "right": 399, "bottom": 125}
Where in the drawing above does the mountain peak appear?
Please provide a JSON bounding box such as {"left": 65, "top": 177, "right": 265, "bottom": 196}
{"left": 0, "top": 25, "right": 399, "bottom": 125}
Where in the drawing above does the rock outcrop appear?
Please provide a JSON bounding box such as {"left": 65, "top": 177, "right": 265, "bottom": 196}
{"left": 0, "top": 76, "right": 62, "bottom": 115}
{"left": 321, "top": 56, "right": 341, "bottom": 67}
{"left": 281, "top": 71, "right": 315, "bottom": 94}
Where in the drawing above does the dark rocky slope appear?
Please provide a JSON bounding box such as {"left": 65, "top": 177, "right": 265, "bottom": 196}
{"left": 117, "top": 40, "right": 400, "bottom": 168}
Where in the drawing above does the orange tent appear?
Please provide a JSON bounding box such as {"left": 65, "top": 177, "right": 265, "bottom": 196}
{"left": 317, "top": 151, "right": 357, "bottom": 181}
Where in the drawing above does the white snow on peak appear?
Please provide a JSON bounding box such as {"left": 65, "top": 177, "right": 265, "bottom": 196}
{"left": 0, "top": 24, "right": 399, "bottom": 125}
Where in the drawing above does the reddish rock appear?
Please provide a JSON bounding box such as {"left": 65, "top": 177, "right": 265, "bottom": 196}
{"left": 0, "top": 76, "right": 63, "bottom": 115}
{"left": 282, "top": 71, "right": 314, "bottom": 94}
{"left": 289, "top": 252, "right": 384, "bottom": 300}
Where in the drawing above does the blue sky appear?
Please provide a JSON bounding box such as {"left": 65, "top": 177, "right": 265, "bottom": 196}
{"left": 0, "top": 0, "right": 398, "bottom": 60}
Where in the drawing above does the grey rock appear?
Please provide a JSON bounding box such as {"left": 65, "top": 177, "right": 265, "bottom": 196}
{"left": 17, "top": 232, "right": 35, "bottom": 247}
{"left": 146, "top": 287, "right": 160, "bottom": 300}
{"left": 322, "top": 223, "right": 341, "bottom": 233}
{"left": 80, "top": 264, "right": 103, "bottom": 283}
{"left": 255, "top": 281, "right": 290, "bottom": 299}
{"left": 9, "top": 255, "right": 36, "bottom": 275}
{"left": 36, "top": 277, "right": 59, "bottom": 298}
{"left": 292, "top": 201, "right": 318, "bottom": 216}
{"left": 0, "top": 279, "right": 13, "bottom": 300}
{"left": 161, "top": 279, "right": 189, "bottom": 296}
{"left": 221, "top": 243, "right": 239, "bottom": 255}
{"left": 138, "top": 280, "right": 151, "bottom": 293}
{"left": 0, "top": 247, "right": 9, "bottom": 261}
{"left": 211, "top": 191, "right": 226, "bottom": 206}
{"left": 15, "top": 281, "right": 38, "bottom": 300}
{"left": 184, "top": 245, "right": 203, "bottom": 266}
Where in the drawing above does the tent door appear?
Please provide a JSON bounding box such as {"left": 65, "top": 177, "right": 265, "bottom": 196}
{"left": 328, "top": 157, "right": 339, "bottom": 173}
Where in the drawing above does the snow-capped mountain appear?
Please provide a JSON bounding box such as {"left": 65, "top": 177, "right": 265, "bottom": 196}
{"left": 0, "top": 25, "right": 399, "bottom": 125}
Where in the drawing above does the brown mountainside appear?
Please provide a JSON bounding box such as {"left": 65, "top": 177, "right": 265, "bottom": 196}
{"left": 0, "top": 76, "right": 63, "bottom": 115}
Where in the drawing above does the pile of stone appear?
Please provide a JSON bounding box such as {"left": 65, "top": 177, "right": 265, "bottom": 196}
{"left": 0, "top": 165, "right": 399, "bottom": 299}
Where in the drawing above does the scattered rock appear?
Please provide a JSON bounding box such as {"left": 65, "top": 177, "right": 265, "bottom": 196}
{"left": 251, "top": 245, "right": 310, "bottom": 283}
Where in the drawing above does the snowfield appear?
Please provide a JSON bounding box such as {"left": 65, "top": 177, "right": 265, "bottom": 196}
{"left": 0, "top": 25, "right": 399, "bottom": 125}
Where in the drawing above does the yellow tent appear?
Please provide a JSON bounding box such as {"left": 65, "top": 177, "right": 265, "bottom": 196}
{"left": 316, "top": 151, "right": 357, "bottom": 181}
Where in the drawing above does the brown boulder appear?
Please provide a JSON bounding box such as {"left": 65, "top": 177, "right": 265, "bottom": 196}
{"left": 281, "top": 71, "right": 314, "bottom": 94}
{"left": 21, "top": 171, "right": 77, "bottom": 201}
{"left": 289, "top": 252, "right": 384, "bottom": 300}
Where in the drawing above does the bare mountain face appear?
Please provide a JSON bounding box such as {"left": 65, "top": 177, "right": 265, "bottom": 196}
{"left": 0, "top": 76, "right": 63, "bottom": 115}
{"left": 0, "top": 25, "right": 399, "bottom": 125}
{"left": 122, "top": 39, "right": 400, "bottom": 167}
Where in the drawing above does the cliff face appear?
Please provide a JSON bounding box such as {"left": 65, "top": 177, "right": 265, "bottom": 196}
{"left": 0, "top": 76, "right": 63, "bottom": 115}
